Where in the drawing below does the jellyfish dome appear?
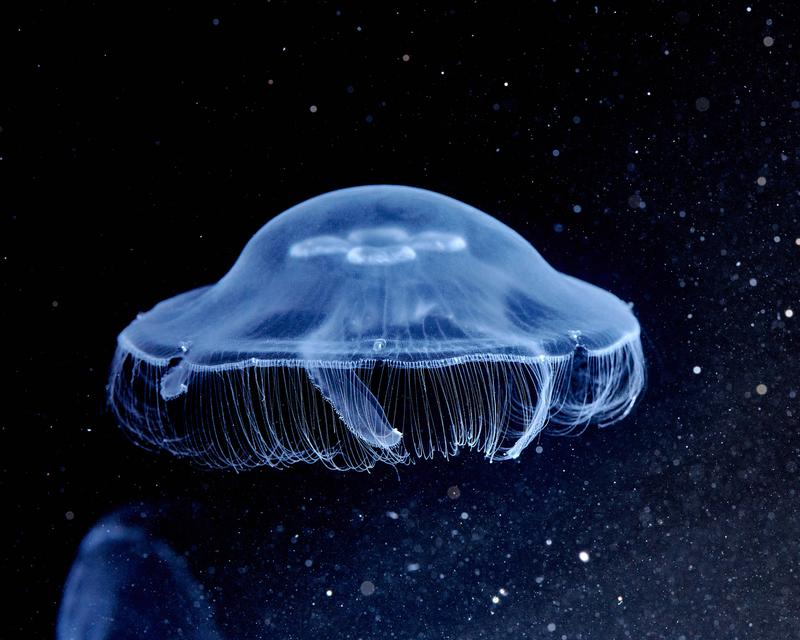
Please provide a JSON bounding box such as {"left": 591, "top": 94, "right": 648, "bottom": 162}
{"left": 109, "top": 185, "right": 644, "bottom": 470}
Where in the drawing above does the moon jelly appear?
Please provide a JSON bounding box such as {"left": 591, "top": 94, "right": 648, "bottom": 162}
{"left": 109, "top": 185, "right": 644, "bottom": 470}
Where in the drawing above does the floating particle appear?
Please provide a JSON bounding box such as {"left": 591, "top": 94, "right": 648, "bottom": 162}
{"left": 360, "top": 581, "right": 376, "bottom": 596}
{"left": 695, "top": 97, "right": 710, "bottom": 112}
{"left": 692, "top": 366, "right": 702, "bottom": 374}
{"left": 628, "top": 194, "right": 645, "bottom": 209}
{"left": 756, "top": 176, "right": 767, "bottom": 186}
{"left": 763, "top": 36, "right": 774, "bottom": 47}
{"left": 756, "top": 384, "right": 768, "bottom": 395}
{"left": 447, "top": 485, "right": 461, "bottom": 499}
{"left": 309, "top": 105, "right": 318, "bottom": 113}
{"left": 786, "top": 309, "right": 794, "bottom": 318}
{"left": 579, "top": 550, "right": 590, "bottom": 562}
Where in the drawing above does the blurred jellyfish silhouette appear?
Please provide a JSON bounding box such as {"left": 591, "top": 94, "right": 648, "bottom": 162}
{"left": 109, "top": 185, "right": 644, "bottom": 470}
{"left": 57, "top": 510, "right": 221, "bottom": 640}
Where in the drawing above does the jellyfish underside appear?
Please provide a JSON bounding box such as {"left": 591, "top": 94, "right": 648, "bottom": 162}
{"left": 109, "top": 185, "right": 645, "bottom": 471}
{"left": 111, "top": 335, "right": 643, "bottom": 471}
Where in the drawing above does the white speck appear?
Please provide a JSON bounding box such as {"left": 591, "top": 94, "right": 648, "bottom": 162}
{"left": 545, "top": 538, "right": 552, "bottom": 546}
{"left": 786, "top": 309, "right": 794, "bottom": 318}
{"left": 499, "top": 587, "right": 508, "bottom": 596}
{"left": 491, "top": 595, "right": 500, "bottom": 604}
{"left": 460, "top": 511, "right": 469, "bottom": 520}
{"left": 756, "top": 176, "right": 767, "bottom": 186}
{"left": 552, "top": 149, "right": 560, "bottom": 157}
{"left": 211, "top": 18, "right": 220, "bottom": 26}
{"left": 402, "top": 54, "right": 410, "bottom": 62}
{"left": 749, "top": 278, "right": 758, "bottom": 287}
{"left": 763, "top": 36, "right": 774, "bottom": 47}
{"left": 756, "top": 384, "right": 768, "bottom": 395}
{"left": 692, "top": 366, "right": 702, "bottom": 375}
{"left": 407, "top": 563, "right": 420, "bottom": 572}
{"left": 579, "top": 550, "right": 590, "bottom": 563}
{"left": 304, "top": 559, "right": 313, "bottom": 567}
{"left": 774, "top": 236, "right": 781, "bottom": 243}
{"left": 535, "top": 445, "right": 544, "bottom": 454}
{"left": 309, "top": 105, "right": 318, "bottom": 113}
{"left": 695, "top": 97, "right": 710, "bottom": 112}
{"left": 746, "top": 6, "right": 752, "bottom": 12}
{"left": 547, "top": 622, "right": 556, "bottom": 632}
{"left": 617, "top": 595, "right": 624, "bottom": 604}
{"left": 386, "top": 510, "right": 399, "bottom": 520}
{"left": 65, "top": 511, "right": 75, "bottom": 521}
{"left": 572, "top": 204, "right": 582, "bottom": 213}
{"left": 325, "top": 589, "right": 333, "bottom": 597}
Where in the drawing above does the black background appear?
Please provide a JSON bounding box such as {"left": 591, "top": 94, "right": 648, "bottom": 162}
{"left": 4, "top": 2, "right": 799, "bottom": 638}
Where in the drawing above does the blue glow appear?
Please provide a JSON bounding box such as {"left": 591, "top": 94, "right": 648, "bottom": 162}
{"left": 109, "top": 185, "right": 645, "bottom": 470}
{"left": 56, "top": 513, "right": 221, "bottom": 640}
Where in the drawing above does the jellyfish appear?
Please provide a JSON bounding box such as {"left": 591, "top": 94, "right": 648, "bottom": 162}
{"left": 57, "top": 512, "right": 221, "bottom": 640}
{"left": 109, "top": 185, "right": 644, "bottom": 470}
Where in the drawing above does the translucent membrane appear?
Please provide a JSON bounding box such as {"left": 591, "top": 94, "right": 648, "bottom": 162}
{"left": 109, "top": 185, "right": 645, "bottom": 471}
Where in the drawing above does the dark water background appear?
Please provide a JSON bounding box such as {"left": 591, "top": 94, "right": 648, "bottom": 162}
{"left": 5, "top": 2, "right": 798, "bottom": 638}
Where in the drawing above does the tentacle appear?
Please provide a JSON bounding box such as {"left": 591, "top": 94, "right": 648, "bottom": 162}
{"left": 160, "top": 359, "right": 192, "bottom": 400}
{"left": 500, "top": 360, "right": 554, "bottom": 460}
{"left": 305, "top": 366, "right": 403, "bottom": 450}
